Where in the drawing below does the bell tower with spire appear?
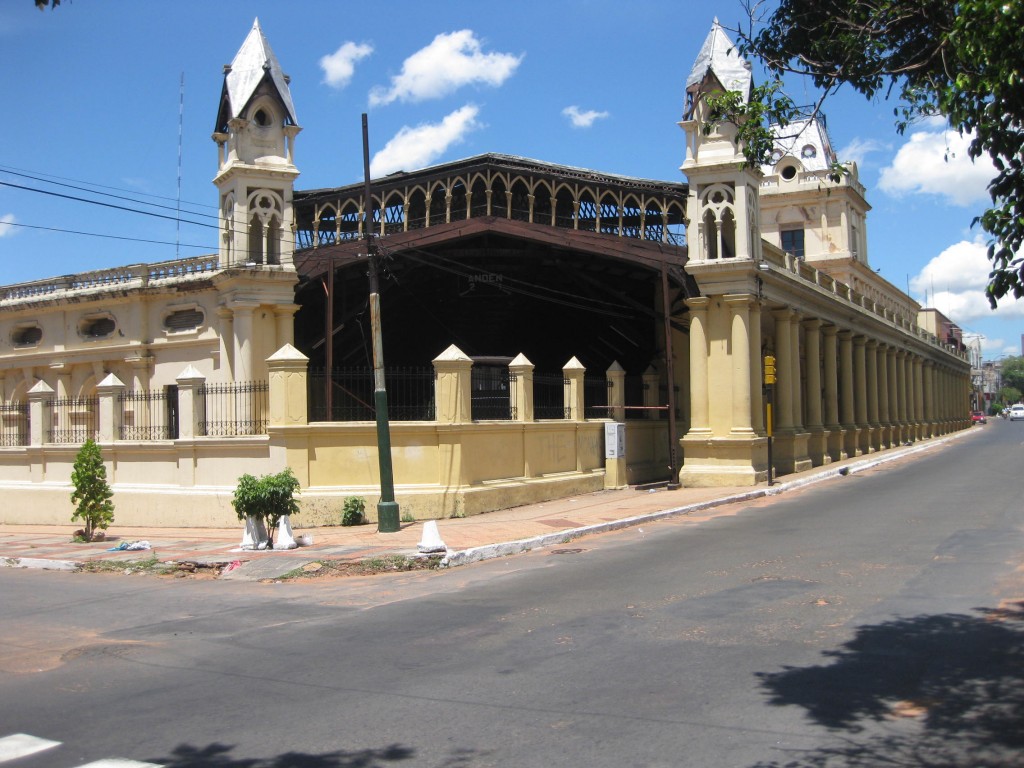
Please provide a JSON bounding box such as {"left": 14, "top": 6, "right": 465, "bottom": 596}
{"left": 212, "top": 18, "right": 301, "bottom": 269}
{"left": 679, "top": 19, "right": 761, "bottom": 265}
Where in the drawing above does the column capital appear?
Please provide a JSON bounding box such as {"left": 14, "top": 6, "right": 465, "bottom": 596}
{"left": 772, "top": 307, "right": 794, "bottom": 321}
{"left": 802, "top": 317, "right": 823, "bottom": 332}
{"left": 724, "top": 293, "right": 755, "bottom": 310}
{"left": 685, "top": 296, "right": 710, "bottom": 312}
{"left": 853, "top": 335, "right": 867, "bottom": 348}
{"left": 821, "top": 324, "right": 839, "bottom": 337}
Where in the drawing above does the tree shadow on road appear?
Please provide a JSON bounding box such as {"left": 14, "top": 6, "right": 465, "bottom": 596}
{"left": 748, "top": 602, "right": 1024, "bottom": 767}
{"left": 147, "top": 741, "right": 478, "bottom": 768}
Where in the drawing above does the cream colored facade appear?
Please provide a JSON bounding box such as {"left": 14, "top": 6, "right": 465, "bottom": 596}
{"left": 0, "top": 21, "right": 971, "bottom": 527}
{"left": 676, "top": 22, "right": 970, "bottom": 486}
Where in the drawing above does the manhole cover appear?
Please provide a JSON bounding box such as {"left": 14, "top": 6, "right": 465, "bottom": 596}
{"left": 551, "top": 548, "right": 585, "bottom": 555}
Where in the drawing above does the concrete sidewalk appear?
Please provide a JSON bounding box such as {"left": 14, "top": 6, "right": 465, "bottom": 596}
{"left": 0, "top": 430, "right": 975, "bottom": 580}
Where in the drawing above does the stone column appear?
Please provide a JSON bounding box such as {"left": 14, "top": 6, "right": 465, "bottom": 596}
{"left": 923, "top": 361, "right": 935, "bottom": 437}
{"left": 606, "top": 361, "right": 625, "bottom": 422}
{"left": 750, "top": 302, "right": 764, "bottom": 433}
{"left": 563, "top": 357, "right": 586, "bottom": 421}
{"left": 217, "top": 306, "right": 234, "bottom": 380}
{"left": 897, "top": 351, "right": 908, "bottom": 442}
{"left": 865, "top": 340, "right": 880, "bottom": 451}
{"left": 822, "top": 326, "right": 843, "bottom": 461}
{"left": 839, "top": 330, "right": 857, "bottom": 456}
{"left": 96, "top": 373, "right": 125, "bottom": 443}
{"left": 274, "top": 304, "right": 299, "bottom": 350}
{"left": 877, "top": 345, "right": 891, "bottom": 447}
{"left": 887, "top": 347, "right": 899, "bottom": 443}
{"left": 433, "top": 344, "right": 473, "bottom": 423}
{"left": 913, "top": 357, "right": 925, "bottom": 439}
{"left": 510, "top": 353, "right": 535, "bottom": 422}
{"left": 853, "top": 336, "right": 869, "bottom": 455}
{"left": 686, "top": 298, "right": 710, "bottom": 434}
{"left": 905, "top": 353, "right": 917, "bottom": 441}
{"left": 789, "top": 312, "right": 804, "bottom": 431}
{"left": 803, "top": 318, "right": 827, "bottom": 464}
{"left": 231, "top": 303, "right": 257, "bottom": 382}
{"left": 773, "top": 309, "right": 794, "bottom": 430}
{"left": 726, "top": 295, "right": 754, "bottom": 434}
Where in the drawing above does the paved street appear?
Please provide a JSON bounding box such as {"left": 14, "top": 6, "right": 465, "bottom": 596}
{"left": 1, "top": 420, "right": 1022, "bottom": 767}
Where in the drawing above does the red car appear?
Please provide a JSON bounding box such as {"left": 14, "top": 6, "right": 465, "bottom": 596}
{"left": 971, "top": 410, "right": 987, "bottom": 424}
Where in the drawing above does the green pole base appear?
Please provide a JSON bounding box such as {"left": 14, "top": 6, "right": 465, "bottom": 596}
{"left": 377, "top": 501, "right": 401, "bottom": 533}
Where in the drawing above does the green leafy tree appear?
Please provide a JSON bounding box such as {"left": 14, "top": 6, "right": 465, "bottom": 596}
{"left": 70, "top": 438, "right": 114, "bottom": 542}
{"left": 998, "top": 386, "right": 1021, "bottom": 406}
{"left": 231, "top": 468, "right": 300, "bottom": 548}
{"left": 709, "top": 0, "right": 1024, "bottom": 305}
{"left": 999, "top": 356, "right": 1024, "bottom": 394}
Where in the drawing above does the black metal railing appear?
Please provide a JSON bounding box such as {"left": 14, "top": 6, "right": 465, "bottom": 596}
{"left": 471, "top": 367, "right": 515, "bottom": 420}
{"left": 118, "top": 388, "right": 178, "bottom": 440}
{"left": 47, "top": 397, "right": 98, "bottom": 444}
{"left": 198, "top": 381, "right": 268, "bottom": 436}
{"left": 534, "top": 374, "right": 569, "bottom": 419}
{"left": 0, "top": 402, "right": 29, "bottom": 447}
{"left": 308, "top": 367, "right": 436, "bottom": 422}
{"left": 584, "top": 376, "right": 612, "bottom": 419}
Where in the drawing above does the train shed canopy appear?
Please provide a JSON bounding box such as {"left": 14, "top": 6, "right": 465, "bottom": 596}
{"left": 292, "top": 154, "right": 692, "bottom": 376}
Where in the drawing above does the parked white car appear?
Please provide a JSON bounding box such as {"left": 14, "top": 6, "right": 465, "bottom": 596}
{"left": 1010, "top": 404, "right": 1024, "bottom": 421}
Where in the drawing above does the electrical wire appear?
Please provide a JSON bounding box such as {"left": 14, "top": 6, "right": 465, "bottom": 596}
{"left": 1, "top": 220, "right": 214, "bottom": 249}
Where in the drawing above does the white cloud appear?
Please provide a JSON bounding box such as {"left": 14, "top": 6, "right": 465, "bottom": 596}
{"left": 0, "top": 213, "right": 16, "bottom": 237}
{"left": 562, "top": 105, "right": 609, "bottom": 129}
{"left": 370, "top": 105, "right": 482, "bottom": 177}
{"left": 909, "top": 237, "right": 1024, "bottom": 322}
{"left": 836, "top": 137, "right": 887, "bottom": 166}
{"left": 369, "top": 30, "right": 522, "bottom": 107}
{"left": 878, "top": 126, "right": 995, "bottom": 206}
{"left": 320, "top": 42, "right": 374, "bottom": 89}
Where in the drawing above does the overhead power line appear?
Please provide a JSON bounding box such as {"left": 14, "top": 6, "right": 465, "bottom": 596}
{"left": 2, "top": 220, "right": 215, "bottom": 250}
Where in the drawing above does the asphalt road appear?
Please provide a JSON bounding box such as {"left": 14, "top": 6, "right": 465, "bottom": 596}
{"left": 1, "top": 421, "right": 1022, "bottom": 767}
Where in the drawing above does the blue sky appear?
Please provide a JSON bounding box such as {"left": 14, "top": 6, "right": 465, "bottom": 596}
{"left": 2, "top": 0, "right": 1021, "bottom": 358}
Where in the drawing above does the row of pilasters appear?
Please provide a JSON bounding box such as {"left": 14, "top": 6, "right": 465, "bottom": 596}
{"left": 679, "top": 293, "right": 971, "bottom": 487}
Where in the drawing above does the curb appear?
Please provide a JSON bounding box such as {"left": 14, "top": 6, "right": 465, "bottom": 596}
{"left": 3, "top": 557, "right": 79, "bottom": 572}
{"left": 439, "top": 429, "right": 977, "bottom": 569}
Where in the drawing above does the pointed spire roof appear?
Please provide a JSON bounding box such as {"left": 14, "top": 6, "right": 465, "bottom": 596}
{"left": 762, "top": 116, "right": 838, "bottom": 173}
{"left": 685, "top": 19, "right": 753, "bottom": 100}
{"left": 216, "top": 18, "right": 298, "bottom": 132}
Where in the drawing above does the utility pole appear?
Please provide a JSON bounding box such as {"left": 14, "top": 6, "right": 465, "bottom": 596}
{"left": 362, "top": 114, "right": 400, "bottom": 532}
{"left": 661, "top": 266, "right": 680, "bottom": 489}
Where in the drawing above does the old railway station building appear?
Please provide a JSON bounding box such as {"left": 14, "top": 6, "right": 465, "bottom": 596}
{"left": 0, "top": 21, "right": 971, "bottom": 526}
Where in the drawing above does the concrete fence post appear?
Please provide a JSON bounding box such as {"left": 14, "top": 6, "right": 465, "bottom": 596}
{"left": 509, "top": 353, "right": 534, "bottom": 422}
{"left": 28, "top": 380, "right": 54, "bottom": 446}
{"left": 267, "top": 344, "right": 309, "bottom": 427}
{"left": 563, "top": 356, "right": 586, "bottom": 421}
{"left": 96, "top": 373, "right": 126, "bottom": 443}
{"left": 175, "top": 365, "right": 206, "bottom": 439}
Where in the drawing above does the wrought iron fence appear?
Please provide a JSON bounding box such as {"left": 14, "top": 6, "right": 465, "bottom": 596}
{"left": 584, "top": 376, "right": 611, "bottom": 419}
{"left": 198, "top": 381, "right": 268, "bottom": 436}
{"left": 47, "top": 397, "right": 99, "bottom": 444}
{"left": 624, "top": 375, "right": 647, "bottom": 419}
{"left": 471, "top": 367, "right": 516, "bottom": 420}
{"left": 0, "top": 402, "right": 29, "bottom": 447}
{"left": 118, "top": 387, "right": 178, "bottom": 440}
{"left": 307, "top": 367, "right": 436, "bottom": 422}
{"left": 534, "top": 374, "right": 569, "bottom": 419}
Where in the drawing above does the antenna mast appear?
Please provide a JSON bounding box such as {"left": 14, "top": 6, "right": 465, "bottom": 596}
{"left": 176, "top": 72, "right": 184, "bottom": 259}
